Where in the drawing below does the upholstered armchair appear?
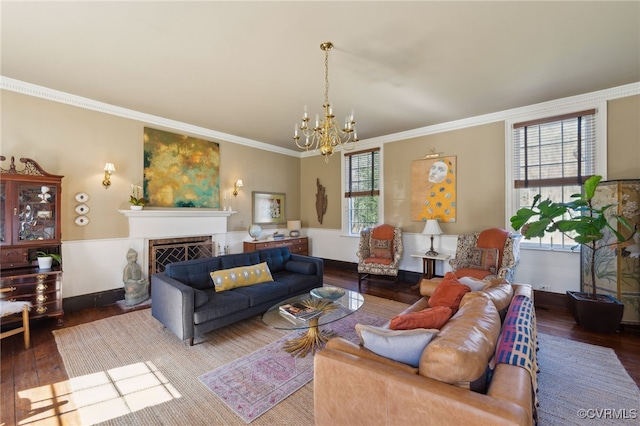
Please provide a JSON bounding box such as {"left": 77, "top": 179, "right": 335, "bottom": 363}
{"left": 357, "top": 224, "right": 403, "bottom": 291}
{"left": 449, "top": 228, "right": 521, "bottom": 282}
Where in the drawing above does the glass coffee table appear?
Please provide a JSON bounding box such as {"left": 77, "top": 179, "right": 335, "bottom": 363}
{"left": 263, "top": 288, "right": 364, "bottom": 357}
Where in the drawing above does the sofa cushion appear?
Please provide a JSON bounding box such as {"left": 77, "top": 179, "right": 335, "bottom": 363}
{"left": 420, "top": 296, "right": 502, "bottom": 387}
{"left": 233, "top": 281, "right": 289, "bottom": 306}
{"left": 389, "top": 306, "right": 453, "bottom": 330}
{"left": 458, "top": 276, "right": 488, "bottom": 291}
{"left": 164, "top": 257, "right": 222, "bottom": 290}
{"left": 453, "top": 267, "right": 493, "bottom": 280}
{"left": 210, "top": 262, "right": 274, "bottom": 292}
{"left": 259, "top": 247, "right": 292, "bottom": 272}
{"left": 460, "top": 278, "right": 514, "bottom": 314}
{"left": 428, "top": 273, "right": 471, "bottom": 311}
{"left": 193, "top": 291, "right": 250, "bottom": 324}
{"left": 285, "top": 260, "right": 316, "bottom": 275}
{"left": 220, "top": 252, "right": 261, "bottom": 269}
{"left": 356, "top": 324, "right": 439, "bottom": 368}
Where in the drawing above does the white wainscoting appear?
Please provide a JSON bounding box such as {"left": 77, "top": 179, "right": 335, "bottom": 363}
{"left": 60, "top": 228, "right": 581, "bottom": 299}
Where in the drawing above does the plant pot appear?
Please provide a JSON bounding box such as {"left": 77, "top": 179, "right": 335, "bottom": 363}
{"left": 130, "top": 205, "right": 143, "bottom": 211}
{"left": 566, "top": 291, "right": 624, "bottom": 333}
{"left": 37, "top": 256, "right": 53, "bottom": 269}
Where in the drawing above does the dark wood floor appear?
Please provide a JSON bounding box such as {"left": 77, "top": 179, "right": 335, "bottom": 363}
{"left": 2, "top": 266, "right": 639, "bottom": 425}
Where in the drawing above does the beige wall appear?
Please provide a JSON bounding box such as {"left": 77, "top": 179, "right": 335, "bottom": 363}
{"left": 384, "top": 122, "right": 505, "bottom": 235}
{"left": 298, "top": 95, "right": 639, "bottom": 234}
{"left": 607, "top": 95, "right": 640, "bottom": 180}
{"left": 1, "top": 90, "right": 301, "bottom": 241}
{"left": 300, "top": 154, "right": 342, "bottom": 229}
{"left": 3, "top": 90, "right": 638, "bottom": 243}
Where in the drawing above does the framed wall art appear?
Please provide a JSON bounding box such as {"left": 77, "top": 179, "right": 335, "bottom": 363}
{"left": 252, "top": 191, "right": 286, "bottom": 225}
{"left": 411, "top": 156, "right": 457, "bottom": 223}
{"left": 143, "top": 127, "right": 220, "bottom": 208}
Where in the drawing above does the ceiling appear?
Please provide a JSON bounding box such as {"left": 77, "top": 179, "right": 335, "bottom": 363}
{"left": 2, "top": 1, "right": 639, "bottom": 153}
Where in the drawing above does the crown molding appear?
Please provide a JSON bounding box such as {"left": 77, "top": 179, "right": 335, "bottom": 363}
{"left": 364, "top": 82, "right": 640, "bottom": 146}
{"left": 0, "top": 76, "right": 301, "bottom": 158}
{"left": 2, "top": 76, "right": 638, "bottom": 157}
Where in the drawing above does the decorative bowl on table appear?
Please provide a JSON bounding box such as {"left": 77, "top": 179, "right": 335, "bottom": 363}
{"left": 310, "top": 287, "right": 345, "bottom": 301}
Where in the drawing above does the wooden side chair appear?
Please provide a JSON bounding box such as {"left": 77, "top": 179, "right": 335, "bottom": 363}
{"left": 0, "top": 288, "right": 31, "bottom": 349}
{"left": 356, "top": 224, "right": 404, "bottom": 291}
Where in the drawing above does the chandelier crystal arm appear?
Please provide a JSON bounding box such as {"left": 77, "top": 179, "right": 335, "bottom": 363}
{"left": 292, "top": 41, "right": 359, "bottom": 161}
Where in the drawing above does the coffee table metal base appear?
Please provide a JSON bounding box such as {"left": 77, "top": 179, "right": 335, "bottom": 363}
{"left": 282, "top": 316, "right": 336, "bottom": 357}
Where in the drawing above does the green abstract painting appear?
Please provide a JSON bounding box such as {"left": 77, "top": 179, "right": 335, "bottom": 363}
{"left": 143, "top": 127, "right": 220, "bottom": 208}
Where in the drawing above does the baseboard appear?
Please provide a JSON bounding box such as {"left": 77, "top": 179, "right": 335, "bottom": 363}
{"left": 63, "top": 289, "right": 125, "bottom": 313}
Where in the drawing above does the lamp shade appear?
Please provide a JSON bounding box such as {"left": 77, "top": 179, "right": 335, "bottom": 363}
{"left": 235, "top": 179, "right": 243, "bottom": 188}
{"left": 422, "top": 219, "right": 443, "bottom": 236}
{"left": 287, "top": 220, "right": 301, "bottom": 231}
{"left": 104, "top": 163, "right": 116, "bottom": 173}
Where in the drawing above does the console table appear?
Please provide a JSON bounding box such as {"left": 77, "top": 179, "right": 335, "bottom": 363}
{"left": 243, "top": 237, "right": 308, "bottom": 256}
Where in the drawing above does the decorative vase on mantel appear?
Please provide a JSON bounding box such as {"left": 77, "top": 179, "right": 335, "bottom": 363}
{"left": 130, "top": 205, "right": 143, "bottom": 211}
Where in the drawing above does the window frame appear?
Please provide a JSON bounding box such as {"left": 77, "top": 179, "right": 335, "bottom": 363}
{"left": 341, "top": 145, "right": 384, "bottom": 236}
{"left": 505, "top": 102, "right": 607, "bottom": 251}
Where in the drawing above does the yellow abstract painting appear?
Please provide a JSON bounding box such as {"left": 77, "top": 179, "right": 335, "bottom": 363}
{"left": 143, "top": 127, "right": 220, "bottom": 208}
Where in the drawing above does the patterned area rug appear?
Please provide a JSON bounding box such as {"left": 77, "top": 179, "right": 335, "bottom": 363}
{"left": 51, "top": 293, "right": 407, "bottom": 425}
{"left": 198, "top": 311, "right": 386, "bottom": 423}
{"left": 537, "top": 333, "right": 640, "bottom": 425}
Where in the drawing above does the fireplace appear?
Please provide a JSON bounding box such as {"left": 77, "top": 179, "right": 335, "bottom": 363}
{"left": 118, "top": 208, "right": 234, "bottom": 278}
{"left": 148, "top": 236, "right": 213, "bottom": 276}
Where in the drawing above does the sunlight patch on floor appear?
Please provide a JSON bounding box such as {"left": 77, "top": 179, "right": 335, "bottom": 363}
{"left": 17, "top": 361, "right": 181, "bottom": 425}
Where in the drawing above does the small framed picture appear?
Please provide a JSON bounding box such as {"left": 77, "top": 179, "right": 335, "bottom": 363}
{"left": 252, "top": 192, "right": 286, "bottom": 225}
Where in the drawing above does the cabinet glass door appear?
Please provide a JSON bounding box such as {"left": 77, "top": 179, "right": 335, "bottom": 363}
{"left": 17, "top": 183, "right": 58, "bottom": 242}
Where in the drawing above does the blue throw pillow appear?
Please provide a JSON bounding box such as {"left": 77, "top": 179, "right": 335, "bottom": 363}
{"left": 355, "top": 324, "right": 439, "bottom": 367}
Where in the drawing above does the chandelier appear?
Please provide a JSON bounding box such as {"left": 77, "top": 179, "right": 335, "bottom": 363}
{"left": 293, "top": 41, "right": 358, "bottom": 162}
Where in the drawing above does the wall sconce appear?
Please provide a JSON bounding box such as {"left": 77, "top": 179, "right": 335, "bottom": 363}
{"left": 233, "top": 179, "right": 243, "bottom": 197}
{"left": 102, "top": 163, "right": 116, "bottom": 188}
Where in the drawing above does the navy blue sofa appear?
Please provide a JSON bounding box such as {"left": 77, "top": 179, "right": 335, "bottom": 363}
{"left": 151, "top": 247, "right": 323, "bottom": 345}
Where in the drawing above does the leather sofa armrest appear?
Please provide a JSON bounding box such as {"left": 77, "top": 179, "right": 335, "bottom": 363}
{"left": 151, "top": 273, "right": 196, "bottom": 341}
{"left": 419, "top": 277, "right": 442, "bottom": 297}
{"left": 315, "top": 348, "right": 532, "bottom": 426}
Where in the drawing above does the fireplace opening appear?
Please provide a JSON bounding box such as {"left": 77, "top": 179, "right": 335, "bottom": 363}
{"left": 148, "top": 236, "right": 214, "bottom": 277}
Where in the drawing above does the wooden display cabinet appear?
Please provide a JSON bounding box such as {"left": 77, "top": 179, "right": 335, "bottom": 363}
{"left": 1, "top": 156, "right": 64, "bottom": 323}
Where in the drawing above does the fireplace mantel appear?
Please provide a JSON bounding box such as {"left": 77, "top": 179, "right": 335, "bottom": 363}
{"left": 118, "top": 209, "right": 235, "bottom": 238}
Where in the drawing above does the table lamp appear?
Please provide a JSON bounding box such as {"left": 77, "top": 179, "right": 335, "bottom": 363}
{"left": 287, "top": 220, "right": 301, "bottom": 237}
{"left": 423, "top": 219, "right": 443, "bottom": 256}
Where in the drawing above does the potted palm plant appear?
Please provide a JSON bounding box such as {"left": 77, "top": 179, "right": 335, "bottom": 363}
{"left": 510, "top": 175, "right": 637, "bottom": 333}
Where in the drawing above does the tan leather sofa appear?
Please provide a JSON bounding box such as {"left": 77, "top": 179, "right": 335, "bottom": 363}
{"left": 314, "top": 278, "right": 535, "bottom": 426}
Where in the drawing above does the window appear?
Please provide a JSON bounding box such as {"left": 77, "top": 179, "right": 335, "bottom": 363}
{"left": 511, "top": 109, "right": 600, "bottom": 249}
{"left": 344, "top": 148, "right": 380, "bottom": 235}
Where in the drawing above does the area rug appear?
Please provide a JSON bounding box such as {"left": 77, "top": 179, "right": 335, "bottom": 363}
{"left": 52, "top": 293, "right": 407, "bottom": 425}
{"left": 537, "top": 333, "right": 640, "bottom": 425}
{"left": 198, "top": 311, "right": 386, "bottom": 423}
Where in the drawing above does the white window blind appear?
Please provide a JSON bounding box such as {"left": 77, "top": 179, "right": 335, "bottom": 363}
{"left": 344, "top": 149, "right": 380, "bottom": 234}
{"left": 512, "top": 109, "right": 597, "bottom": 249}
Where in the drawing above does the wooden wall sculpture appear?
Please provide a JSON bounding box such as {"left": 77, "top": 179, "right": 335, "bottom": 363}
{"left": 316, "top": 178, "right": 327, "bottom": 224}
